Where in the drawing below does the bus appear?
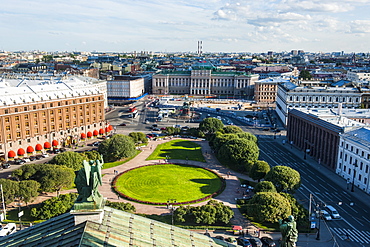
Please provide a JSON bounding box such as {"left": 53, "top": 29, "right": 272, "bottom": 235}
{"left": 129, "top": 110, "right": 138, "bottom": 118}
{"left": 128, "top": 106, "right": 137, "bottom": 112}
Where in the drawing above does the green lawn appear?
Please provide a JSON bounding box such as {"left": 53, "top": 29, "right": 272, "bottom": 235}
{"left": 146, "top": 139, "right": 205, "bottom": 162}
{"left": 115, "top": 164, "right": 222, "bottom": 203}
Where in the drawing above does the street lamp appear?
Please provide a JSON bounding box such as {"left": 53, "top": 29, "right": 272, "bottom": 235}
{"left": 167, "top": 199, "right": 177, "bottom": 225}
{"left": 316, "top": 204, "right": 322, "bottom": 240}
{"left": 304, "top": 149, "right": 310, "bottom": 160}
{"left": 351, "top": 161, "right": 358, "bottom": 192}
{"left": 290, "top": 141, "right": 293, "bottom": 149}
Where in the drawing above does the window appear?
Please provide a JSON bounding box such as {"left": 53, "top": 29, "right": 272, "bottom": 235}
{"left": 43, "top": 119, "right": 46, "bottom": 124}
{"left": 24, "top": 107, "right": 27, "bottom": 111}
{"left": 5, "top": 117, "right": 9, "bottom": 123}
{"left": 26, "top": 130, "right": 30, "bottom": 136}
{"left": 58, "top": 109, "right": 62, "bottom": 113}
{"left": 66, "top": 108, "right": 69, "bottom": 113}
{"left": 5, "top": 109, "right": 9, "bottom": 114}
{"left": 43, "top": 127, "right": 47, "bottom": 131}
{"left": 73, "top": 121, "right": 77, "bottom": 125}
{"left": 15, "top": 116, "right": 20, "bottom": 121}
{"left": 66, "top": 115, "right": 70, "bottom": 120}
{"left": 42, "top": 104, "right": 45, "bottom": 109}
{"left": 17, "top": 132, "right": 21, "bottom": 138}
{"left": 33, "top": 113, "right": 37, "bottom": 117}
{"left": 51, "top": 118, "right": 55, "bottom": 123}
{"left": 33, "top": 106, "right": 37, "bottom": 110}
{"left": 35, "top": 128, "right": 39, "bottom": 134}
{"left": 50, "top": 103, "right": 53, "bottom": 107}
{"left": 5, "top": 126, "right": 10, "bottom": 131}
{"left": 25, "top": 122, "right": 29, "bottom": 127}
{"left": 42, "top": 112, "right": 46, "bottom": 116}
{"left": 59, "top": 124, "right": 63, "bottom": 129}
{"left": 51, "top": 125, "right": 55, "bottom": 130}
{"left": 16, "top": 124, "right": 20, "bottom": 129}
{"left": 73, "top": 107, "right": 76, "bottom": 111}
{"left": 6, "top": 134, "right": 11, "bottom": 139}
{"left": 79, "top": 106, "right": 83, "bottom": 110}
{"left": 25, "top": 114, "right": 29, "bottom": 120}
{"left": 35, "top": 120, "right": 38, "bottom": 126}
{"left": 50, "top": 110, "right": 54, "bottom": 115}
{"left": 15, "top": 108, "right": 18, "bottom": 112}
{"left": 58, "top": 116, "right": 62, "bottom": 121}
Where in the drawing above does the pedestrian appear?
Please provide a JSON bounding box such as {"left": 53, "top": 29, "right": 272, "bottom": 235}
{"left": 113, "top": 170, "right": 116, "bottom": 175}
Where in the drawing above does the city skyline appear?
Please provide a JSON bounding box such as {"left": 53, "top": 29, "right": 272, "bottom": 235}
{"left": 1, "top": 0, "right": 370, "bottom": 53}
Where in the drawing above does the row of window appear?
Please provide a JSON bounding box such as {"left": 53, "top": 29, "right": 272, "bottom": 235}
{"left": 3, "top": 98, "right": 102, "bottom": 114}
{"left": 288, "top": 96, "right": 360, "bottom": 103}
{"left": 340, "top": 142, "right": 370, "bottom": 159}
{"left": 341, "top": 166, "right": 368, "bottom": 185}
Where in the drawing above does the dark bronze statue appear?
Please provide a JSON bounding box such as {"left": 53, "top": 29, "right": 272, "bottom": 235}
{"left": 75, "top": 156, "right": 103, "bottom": 204}
{"left": 279, "top": 215, "right": 298, "bottom": 247}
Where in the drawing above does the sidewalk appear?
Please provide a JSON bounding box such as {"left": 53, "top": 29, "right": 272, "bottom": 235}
{"left": 273, "top": 135, "right": 370, "bottom": 207}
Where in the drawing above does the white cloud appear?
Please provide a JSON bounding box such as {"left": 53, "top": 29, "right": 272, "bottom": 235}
{"left": 349, "top": 20, "right": 370, "bottom": 33}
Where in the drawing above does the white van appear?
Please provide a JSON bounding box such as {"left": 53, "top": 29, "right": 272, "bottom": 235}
{"left": 320, "top": 210, "right": 332, "bottom": 221}
{"left": 0, "top": 223, "right": 16, "bottom": 237}
{"left": 325, "top": 205, "right": 340, "bottom": 219}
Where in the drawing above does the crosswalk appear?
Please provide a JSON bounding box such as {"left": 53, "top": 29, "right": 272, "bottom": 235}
{"left": 330, "top": 227, "right": 370, "bottom": 244}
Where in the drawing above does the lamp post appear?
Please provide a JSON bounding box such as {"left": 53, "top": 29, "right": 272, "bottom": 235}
{"left": 167, "top": 199, "right": 177, "bottom": 225}
{"left": 316, "top": 204, "right": 322, "bottom": 240}
{"left": 351, "top": 161, "right": 358, "bottom": 192}
{"left": 290, "top": 141, "right": 293, "bottom": 149}
{"left": 304, "top": 149, "right": 310, "bottom": 160}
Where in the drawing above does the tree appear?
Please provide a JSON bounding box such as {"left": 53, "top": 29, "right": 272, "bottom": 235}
{"left": 12, "top": 164, "right": 75, "bottom": 193}
{"left": 163, "top": 127, "right": 180, "bottom": 135}
{"left": 236, "top": 132, "right": 258, "bottom": 143}
{"left": 83, "top": 150, "right": 103, "bottom": 162}
{"left": 254, "top": 181, "right": 277, "bottom": 193}
{"left": 18, "top": 180, "right": 40, "bottom": 206}
{"left": 249, "top": 161, "right": 270, "bottom": 181}
{"left": 218, "top": 138, "right": 259, "bottom": 172}
{"left": 98, "top": 134, "right": 136, "bottom": 162}
{"left": 31, "top": 193, "right": 78, "bottom": 220}
{"left": 50, "top": 151, "right": 86, "bottom": 171}
{"left": 105, "top": 201, "right": 136, "bottom": 213}
{"left": 222, "top": 125, "right": 243, "bottom": 134}
{"left": 199, "top": 118, "right": 224, "bottom": 135}
{"left": 265, "top": 166, "right": 301, "bottom": 193}
{"left": 245, "top": 192, "right": 291, "bottom": 223}
{"left": 0, "top": 179, "right": 19, "bottom": 204}
{"left": 129, "top": 132, "right": 148, "bottom": 145}
{"left": 299, "top": 70, "right": 312, "bottom": 80}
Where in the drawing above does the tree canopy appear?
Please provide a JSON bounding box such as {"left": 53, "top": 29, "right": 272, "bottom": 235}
{"left": 264, "top": 166, "right": 301, "bottom": 193}
{"left": 199, "top": 118, "right": 224, "bottom": 135}
{"left": 98, "top": 134, "right": 136, "bottom": 162}
{"left": 254, "top": 181, "right": 277, "bottom": 193}
{"left": 50, "top": 151, "right": 86, "bottom": 171}
{"left": 18, "top": 180, "right": 40, "bottom": 206}
{"left": 222, "top": 125, "right": 243, "bottom": 134}
{"left": 245, "top": 192, "right": 291, "bottom": 223}
{"left": 299, "top": 70, "right": 312, "bottom": 80}
{"left": 129, "top": 132, "right": 148, "bottom": 145}
{"left": 249, "top": 160, "right": 270, "bottom": 181}
{"left": 0, "top": 179, "right": 19, "bottom": 204}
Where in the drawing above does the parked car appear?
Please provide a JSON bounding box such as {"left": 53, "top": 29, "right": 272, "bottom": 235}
{"left": 237, "top": 237, "right": 252, "bottom": 247}
{"left": 260, "top": 237, "right": 276, "bottom": 247}
{"left": 92, "top": 141, "right": 100, "bottom": 146}
{"left": 152, "top": 127, "right": 160, "bottom": 131}
{"left": 14, "top": 159, "right": 25, "bottom": 165}
{"left": 41, "top": 153, "right": 49, "bottom": 158}
{"left": 248, "top": 237, "right": 263, "bottom": 247}
{"left": 160, "top": 127, "right": 167, "bottom": 130}
{"left": 214, "top": 236, "right": 225, "bottom": 241}
{"left": 29, "top": 156, "right": 36, "bottom": 161}
{"left": 2, "top": 163, "right": 11, "bottom": 169}
{"left": 53, "top": 148, "right": 60, "bottom": 154}
{"left": 60, "top": 148, "right": 67, "bottom": 153}
{"left": 225, "top": 237, "right": 237, "bottom": 244}
{"left": 23, "top": 158, "right": 31, "bottom": 163}
{"left": 119, "top": 123, "right": 127, "bottom": 126}
{"left": 35, "top": 155, "right": 43, "bottom": 160}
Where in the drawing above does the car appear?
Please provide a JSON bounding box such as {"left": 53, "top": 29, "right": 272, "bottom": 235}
{"left": 225, "top": 237, "right": 237, "bottom": 244}
{"left": 119, "top": 123, "right": 127, "bottom": 126}
{"left": 152, "top": 127, "right": 160, "bottom": 131}
{"left": 92, "top": 141, "right": 100, "bottom": 146}
{"left": 152, "top": 124, "right": 158, "bottom": 128}
{"left": 325, "top": 205, "right": 340, "bottom": 219}
{"left": 60, "top": 148, "right": 67, "bottom": 153}
{"left": 160, "top": 127, "right": 167, "bottom": 130}
{"left": 260, "top": 237, "right": 276, "bottom": 247}
{"left": 214, "top": 235, "right": 225, "bottom": 241}
{"left": 320, "top": 210, "right": 332, "bottom": 221}
{"left": 23, "top": 158, "right": 31, "bottom": 163}
{"left": 29, "top": 156, "right": 36, "bottom": 161}
{"left": 53, "top": 148, "right": 60, "bottom": 154}
{"left": 237, "top": 237, "right": 252, "bottom": 247}
{"left": 35, "top": 155, "right": 43, "bottom": 160}
{"left": 14, "top": 159, "right": 25, "bottom": 165}
{"left": 2, "top": 163, "right": 11, "bottom": 169}
{"left": 41, "top": 153, "right": 49, "bottom": 158}
{"left": 248, "top": 237, "right": 263, "bottom": 247}
{"left": 262, "top": 128, "right": 270, "bottom": 131}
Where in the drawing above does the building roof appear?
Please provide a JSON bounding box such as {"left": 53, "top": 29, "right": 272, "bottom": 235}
{"left": 0, "top": 206, "right": 219, "bottom": 247}
{"left": 343, "top": 127, "right": 370, "bottom": 148}
{"left": 0, "top": 75, "right": 105, "bottom": 106}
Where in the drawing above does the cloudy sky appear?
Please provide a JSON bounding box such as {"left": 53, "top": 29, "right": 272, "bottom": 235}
{"left": 1, "top": 0, "right": 370, "bottom": 53}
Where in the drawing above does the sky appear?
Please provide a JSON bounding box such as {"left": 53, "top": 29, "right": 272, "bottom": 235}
{"left": 1, "top": 0, "right": 370, "bottom": 53}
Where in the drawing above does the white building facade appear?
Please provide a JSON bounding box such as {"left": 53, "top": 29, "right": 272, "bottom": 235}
{"left": 336, "top": 127, "right": 370, "bottom": 195}
{"left": 107, "top": 76, "right": 144, "bottom": 99}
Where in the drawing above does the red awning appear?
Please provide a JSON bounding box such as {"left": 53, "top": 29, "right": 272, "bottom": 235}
{"left": 81, "top": 133, "right": 86, "bottom": 139}
{"left": 27, "top": 146, "right": 34, "bottom": 153}
{"left": 108, "top": 125, "right": 113, "bottom": 131}
{"left": 17, "top": 148, "right": 25, "bottom": 156}
{"left": 99, "top": 128, "right": 104, "bottom": 134}
{"left": 8, "top": 150, "right": 16, "bottom": 158}
{"left": 93, "top": 130, "right": 99, "bottom": 136}
{"left": 232, "top": 225, "right": 243, "bottom": 231}
{"left": 105, "top": 127, "right": 109, "bottom": 133}
{"left": 44, "top": 142, "right": 51, "bottom": 149}
{"left": 87, "top": 131, "right": 93, "bottom": 138}
{"left": 35, "top": 144, "right": 43, "bottom": 151}
{"left": 52, "top": 140, "right": 59, "bottom": 146}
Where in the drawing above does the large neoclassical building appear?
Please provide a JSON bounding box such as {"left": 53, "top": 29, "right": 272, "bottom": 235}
{"left": 152, "top": 63, "right": 259, "bottom": 99}
{"left": 0, "top": 74, "right": 109, "bottom": 161}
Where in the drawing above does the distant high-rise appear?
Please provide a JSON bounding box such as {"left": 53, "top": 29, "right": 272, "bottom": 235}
{"left": 197, "top": 41, "right": 203, "bottom": 56}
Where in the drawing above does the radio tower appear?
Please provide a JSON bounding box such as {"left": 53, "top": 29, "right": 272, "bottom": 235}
{"left": 197, "top": 41, "right": 203, "bottom": 56}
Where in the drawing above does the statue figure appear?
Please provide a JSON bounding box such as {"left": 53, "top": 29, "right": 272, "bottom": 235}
{"left": 75, "top": 155, "right": 103, "bottom": 204}
{"left": 279, "top": 215, "right": 298, "bottom": 247}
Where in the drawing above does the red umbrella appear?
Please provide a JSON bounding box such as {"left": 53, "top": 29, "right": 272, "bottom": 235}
{"left": 93, "top": 130, "right": 99, "bottom": 136}
{"left": 81, "top": 133, "right": 86, "bottom": 139}
{"left": 44, "top": 142, "right": 51, "bottom": 149}
{"left": 99, "top": 128, "right": 104, "bottom": 135}
{"left": 108, "top": 125, "right": 113, "bottom": 131}
{"left": 35, "top": 144, "right": 43, "bottom": 151}
{"left": 52, "top": 140, "right": 59, "bottom": 147}
{"left": 26, "top": 146, "right": 34, "bottom": 153}
{"left": 232, "top": 225, "right": 243, "bottom": 231}
{"left": 87, "top": 131, "right": 93, "bottom": 138}
{"left": 17, "top": 148, "right": 25, "bottom": 156}
{"left": 8, "top": 150, "right": 16, "bottom": 158}
{"left": 105, "top": 127, "right": 109, "bottom": 133}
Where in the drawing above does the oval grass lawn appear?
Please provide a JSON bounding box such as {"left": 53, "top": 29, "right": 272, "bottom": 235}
{"left": 115, "top": 164, "right": 222, "bottom": 204}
